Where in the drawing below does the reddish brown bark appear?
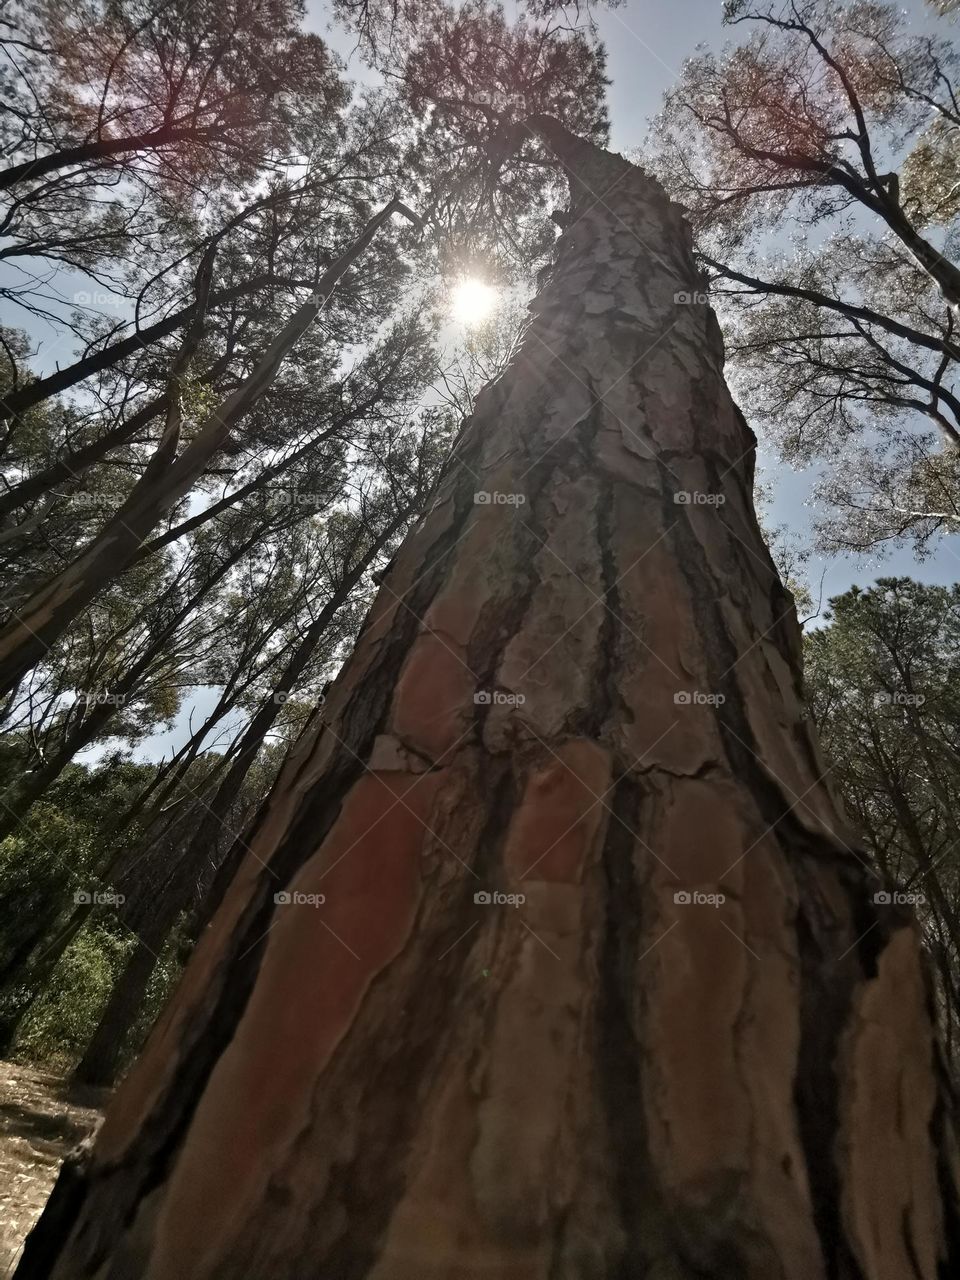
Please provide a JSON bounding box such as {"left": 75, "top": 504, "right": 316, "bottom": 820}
{"left": 17, "top": 123, "right": 960, "bottom": 1280}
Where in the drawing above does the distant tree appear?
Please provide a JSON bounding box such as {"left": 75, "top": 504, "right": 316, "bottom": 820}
{"left": 805, "top": 577, "right": 960, "bottom": 1061}
{"left": 0, "top": 753, "right": 157, "bottom": 1044}
{"left": 0, "top": 0, "right": 345, "bottom": 314}
{"left": 650, "top": 0, "right": 960, "bottom": 553}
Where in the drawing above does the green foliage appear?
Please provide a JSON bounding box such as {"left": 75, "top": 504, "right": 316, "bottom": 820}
{"left": 14, "top": 926, "right": 133, "bottom": 1068}
{"left": 804, "top": 578, "right": 960, "bottom": 1057}
{"left": 0, "top": 754, "right": 151, "bottom": 970}
{"left": 648, "top": 0, "right": 960, "bottom": 556}
{"left": 901, "top": 117, "right": 960, "bottom": 228}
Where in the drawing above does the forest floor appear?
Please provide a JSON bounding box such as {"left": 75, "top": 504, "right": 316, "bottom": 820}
{"left": 0, "top": 1061, "right": 105, "bottom": 1277}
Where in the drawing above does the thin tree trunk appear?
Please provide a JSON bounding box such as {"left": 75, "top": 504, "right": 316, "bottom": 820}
{"left": 0, "top": 398, "right": 167, "bottom": 520}
{"left": 0, "top": 529, "right": 391, "bottom": 1053}
{"left": 0, "top": 273, "right": 291, "bottom": 426}
{"left": 0, "top": 196, "right": 413, "bottom": 699}
{"left": 0, "top": 524, "right": 263, "bottom": 844}
{"left": 0, "top": 347, "right": 237, "bottom": 520}
{"left": 111, "top": 692, "right": 248, "bottom": 842}
{"left": 71, "top": 929, "right": 168, "bottom": 1089}
{"left": 182, "top": 519, "right": 405, "bottom": 930}
{"left": 18, "top": 123, "right": 960, "bottom": 1280}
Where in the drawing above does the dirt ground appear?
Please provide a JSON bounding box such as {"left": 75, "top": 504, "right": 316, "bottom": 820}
{"left": 0, "top": 1060, "right": 105, "bottom": 1277}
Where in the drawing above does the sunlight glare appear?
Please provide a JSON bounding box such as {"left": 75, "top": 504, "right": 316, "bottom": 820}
{"left": 452, "top": 278, "right": 497, "bottom": 326}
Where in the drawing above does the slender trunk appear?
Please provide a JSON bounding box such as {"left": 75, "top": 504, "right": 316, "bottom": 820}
{"left": 0, "top": 901, "right": 93, "bottom": 1054}
{"left": 0, "top": 399, "right": 166, "bottom": 520}
{"left": 0, "top": 198, "right": 412, "bottom": 699}
{"left": 18, "top": 125, "right": 959, "bottom": 1280}
{"left": 71, "top": 929, "right": 167, "bottom": 1089}
{"left": 820, "top": 162, "right": 960, "bottom": 315}
{"left": 186, "top": 521, "right": 403, "bottom": 927}
{"left": 886, "top": 201, "right": 960, "bottom": 314}
{"left": 127, "top": 426, "right": 344, "bottom": 566}
{"left": 0, "top": 528, "right": 260, "bottom": 843}
{"left": 113, "top": 696, "right": 246, "bottom": 839}
{"left": 75, "top": 712, "right": 297, "bottom": 1090}
{"left": 0, "top": 349, "right": 237, "bottom": 520}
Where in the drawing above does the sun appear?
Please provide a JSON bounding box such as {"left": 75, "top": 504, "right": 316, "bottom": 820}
{"left": 452, "top": 278, "right": 498, "bottom": 326}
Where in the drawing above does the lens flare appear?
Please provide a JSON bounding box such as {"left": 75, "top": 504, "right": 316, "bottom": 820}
{"left": 452, "top": 278, "right": 497, "bottom": 325}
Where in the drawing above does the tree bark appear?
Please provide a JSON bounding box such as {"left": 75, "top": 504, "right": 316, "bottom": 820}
{"left": 18, "top": 124, "right": 960, "bottom": 1280}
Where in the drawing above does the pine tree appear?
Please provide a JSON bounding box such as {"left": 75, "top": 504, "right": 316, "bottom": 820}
{"left": 18, "top": 122, "right": 960, "bottom": 1280}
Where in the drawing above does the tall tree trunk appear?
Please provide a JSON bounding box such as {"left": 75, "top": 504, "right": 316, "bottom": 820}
{"left": 18, "top": 123, "right": 960, "bottom": 1280}
{"left": 174, "top": 512, "right": 406, "bottom": 891}
{"left": 0, "top": 197, "right": 414, "bottom": 699}
{"left": 71, "top": 924, "right": 170, "bottom": 1090}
